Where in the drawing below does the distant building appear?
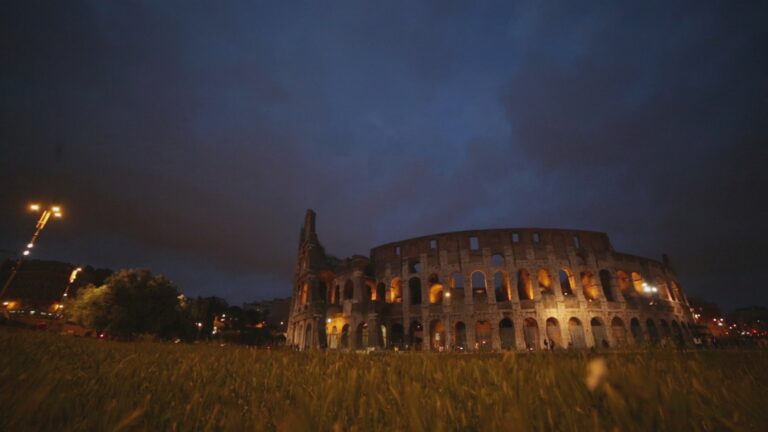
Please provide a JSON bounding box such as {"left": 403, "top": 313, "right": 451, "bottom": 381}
{"left": 0, "top": 259, "right": 112, "bottom": 311}
{"left": 288, "top": 210, "right": 695, "bottom": 351}
{"left": 243, "top": 297, "right": 291, "bottom": 333}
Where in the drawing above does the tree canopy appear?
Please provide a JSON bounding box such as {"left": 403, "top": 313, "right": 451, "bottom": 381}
{"left": 65, "top": 269, "right": 192, "bottom": 339}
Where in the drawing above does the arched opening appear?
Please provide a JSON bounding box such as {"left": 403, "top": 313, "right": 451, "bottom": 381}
{"left": 454, "top": 322, "right": 467, "bottom": 350}
{"left": 660, "top": 320, "right": 671, "bottom": 341}
{"left": 538, "top": 269, "right": 554, "bottom": 296}
{"left": 631, "top": 272, "right": 645, "bottom": 295}
{"left": 646, "top": 319, "right": 660, "bottom": 344}
{"left": 599, "top": 270, "right": 615, "bottom": 301}
{"left": 390, "top": 323, "right": 404, "bottom": 349}
{"left": 364, "top": 283, "right": 373, "bottom": 302}
{"left": 409, "top": 277, "right": 422, "bottom": 305}
{"left": 304, "top": 324, "right": 313, "bottom": 350}
{"left": 591, "top": 318, "right": 608, "bottom": 348}
{"left": 475, "top": 320, "right": 492, "bottom": 351}
{"left": 429, "top": 283, "right": 444, "bottom": 304}
{"left": 523, "top": 318, "right": 539, "bottom": 350}
{"left": 408, "top": 320, "right": 423, "bottom": 350}
{"left": 430, "top": 320, "right": 445, "bottom": 351}
{"left": 450, "top": 273, "right": 464, "bottom": 302}
{"left": 611, "top": 317, "right": 627, "bottom": 346}
{"left": 376, "top": 283, "right": 386, "bottom": 301}
{"left": 630, "top": 318, "right": 643, "bottom": 343}
{"left": 494, "top": 272, "right": 509, "bottom": 302}
{"left": 559, "top": 268, "right": 575, "bottom": 296}
{"left": 343, "top": 280, "right": 354, "bottom": 300}
{"left": 334, "top": 285, "right": 341, "bottom": 304}
{"left": 545, "top": 318, "right": 563, "bottom": 348}
{"left": 389, "top": 278, "right": 402, "bottom": 303}
{"left": 499, "top": 318, "right": 515, "bottom": 350}
{"left": 490, "top": 253, "right": 505, "bottom": 267}
{"left": 340, "top": 324, "right": 350, "bottom": 349}
{"left": 471, "top": 271, "right": 487, "bottom": 303}
{"left": 408, "top": 260, "right": 421, "bottom": 274}
{"left": 616, "top": 271, "right": 631, "bottom": 296}
{"left": 568, "top": 318, "right": 586, "bottom": 348}
{"left": 319, "top": 281, "right": 328, "bottom": 302}
{"left": 581, "top": 271, "right": 600, "bottom": 301}
{"left": 517, "top": 269, "right": 533, "bottom": 300}
{"left": 329, "top": 326, "right": 339, "bottom": 349}
{"left": 671, "top": 320, "right": 683, "bottom": 345}
{"left": 428, "top": 274, "right": 443, "bottom": 304}
{"left": 356, "top": 322, "right": 369, "bottom": 349}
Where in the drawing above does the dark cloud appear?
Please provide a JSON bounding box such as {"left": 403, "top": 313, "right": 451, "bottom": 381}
{"left": 1, "top": 1, "right": 765, "bottom": 309}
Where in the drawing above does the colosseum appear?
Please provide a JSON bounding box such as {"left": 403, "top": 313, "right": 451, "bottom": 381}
{"left": 287, "top": 210, "right": 695, "bottom": 351}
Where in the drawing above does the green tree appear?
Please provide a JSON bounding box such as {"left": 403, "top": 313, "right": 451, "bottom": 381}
{"left": 65, "top": 269, "right": 193, "bottom": 339}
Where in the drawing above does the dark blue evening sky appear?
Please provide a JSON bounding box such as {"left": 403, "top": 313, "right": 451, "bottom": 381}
{"left": 1, "top": 1, "right": 766, "bottom": 310}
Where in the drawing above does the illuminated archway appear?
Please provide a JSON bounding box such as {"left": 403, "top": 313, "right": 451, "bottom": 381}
{"left": 475, "top": 320, "right": 492, "bottom": 351}
{"left": 631, "top": 272, "right": 645, "bottom": 295}
{"left": 517, "top": 269, "right": 533, "bottom": 300}
{"left": 581, "top": 271, "right": 600, "bottom": 301}
{"left": 389, "top": 278, "right": 402, "bottom": 303}
{"left": 545, "top": 317, "right": 562, "bottom": 348}
{"left": 538, "top": 269, "right": 554, "bottom": 296}
{"left": 430, "top": 319, "right": 446, "bottom": 350}
{"left": 559, "top": 268, "right": 575, "bottom": 296}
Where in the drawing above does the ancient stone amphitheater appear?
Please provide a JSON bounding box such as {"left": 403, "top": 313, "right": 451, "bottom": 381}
{"left": 287, "top": 210, "right": 695, "bottom": 351}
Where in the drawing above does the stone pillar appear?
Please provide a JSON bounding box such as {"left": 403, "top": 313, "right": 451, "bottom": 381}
{"left": 367, "top": 314, "right": 380, "bottom": 348}
{"left": 514, "top": 317, "right": 526, "bottom": 350}
{"left": 552, "top": 267, "right": 565, "bottom": 301}
{"left": 444, "top": 316, "right": 452, "bottom": 351}
{"left": 491, "top": 321, "right": 501, "bottom": 351}
{"left": 467, "top": 319, "right": 476, "bottom": 351}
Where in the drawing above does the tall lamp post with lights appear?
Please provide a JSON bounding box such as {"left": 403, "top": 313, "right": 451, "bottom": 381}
{"left": 0, "top": 203, "right": 63, "bottom": 302}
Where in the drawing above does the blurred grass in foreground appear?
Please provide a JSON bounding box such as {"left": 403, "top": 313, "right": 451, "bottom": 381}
{"left": 1, "top": 328, "right": 766, "bottom": 431}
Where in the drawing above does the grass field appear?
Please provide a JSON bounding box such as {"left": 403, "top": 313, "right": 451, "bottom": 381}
{"left": 1, "top": 328, "right": 766, "bottom": 431}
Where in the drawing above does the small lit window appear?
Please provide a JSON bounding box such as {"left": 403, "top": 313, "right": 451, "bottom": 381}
{"left": 395, "top": 246, "right": 400, "bottom": 256}
{"left": 430, "top": 239, "right": 437, "bottom": 249}
{"left": 532, "top": 232, "right": 541, "bottom": 243}
{"left": 470, "top": 236, "right": 480, "bottom": 251}
{"left": 511, "top": 232, "right": 520, "bottom": 243}
{"left": 573, "top": 235, "right": 581, "bottom": 249}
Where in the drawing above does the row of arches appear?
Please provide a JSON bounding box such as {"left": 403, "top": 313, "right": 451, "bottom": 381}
{"left": 309, "top": 268, "right": 681, "bottom": 308}
{"left": 307, "top": 316, "right": 692, "bottom": 351}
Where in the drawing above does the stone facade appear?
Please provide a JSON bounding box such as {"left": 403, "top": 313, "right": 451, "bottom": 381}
{"left": 287, "top": 210, "right": 694, "bottom": 351}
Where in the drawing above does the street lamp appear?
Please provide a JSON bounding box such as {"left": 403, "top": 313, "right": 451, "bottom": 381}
{"left": 57, "top": 266, "right": 83, "bottom": 315}
{"left": 0, "top": 203, "right": 64, "bottom": 301}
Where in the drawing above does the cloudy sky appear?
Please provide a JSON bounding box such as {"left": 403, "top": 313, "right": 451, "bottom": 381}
{"left": 1, "top": 1, "right": 766, "bottom": 310}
